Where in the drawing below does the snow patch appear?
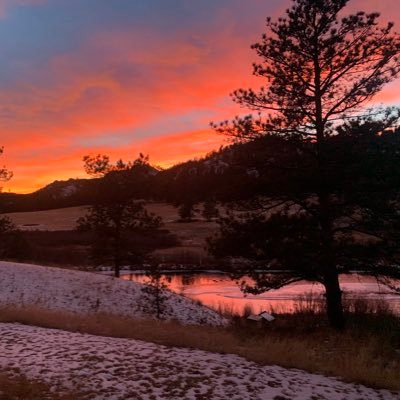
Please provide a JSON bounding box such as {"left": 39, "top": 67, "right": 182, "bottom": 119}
{"left": 0, "top": 261, "right": 226, "bottom": 326}
{"left": 0, "top": 323, "right": 397, "bottom": 400}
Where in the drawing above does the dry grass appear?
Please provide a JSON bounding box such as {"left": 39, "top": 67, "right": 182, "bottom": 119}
{"left": 4, "top": 206, "right": 89, "bottom": 232}
{"left": 0, "top": 371, "right": 78, "bottom": 400}
{"left": 4, "top": 203, "right": 220, "bottom": 267}
{"left": 0, "top": 305, "right": 399, "bottom": 391}
{"left": 4, "top": 204, "right": 218, "bottom": 244}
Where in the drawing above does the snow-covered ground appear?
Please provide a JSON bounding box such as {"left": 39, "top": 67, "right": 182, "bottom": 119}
{"left": 0, "top": 261, "right": 398, "bottom": 399}
{"left": 0, "top": 261, "right": 225, "bottom": 326}
{"left": 0, "top": 323, "right": 397, "bottom": 400}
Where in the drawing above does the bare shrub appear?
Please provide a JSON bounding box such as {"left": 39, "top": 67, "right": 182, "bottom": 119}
{"left": 242, "top": 303, "right": 255, "bottom": 318}
{"left": 343, "top": 296, "right": 393, "bottom": 316}
{"left": 293, "top": 292, "right": 325, "bottom": 315}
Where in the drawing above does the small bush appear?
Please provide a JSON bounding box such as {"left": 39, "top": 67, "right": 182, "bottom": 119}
{"left": 140, "top": 265, "right": 171, "bottom": 319}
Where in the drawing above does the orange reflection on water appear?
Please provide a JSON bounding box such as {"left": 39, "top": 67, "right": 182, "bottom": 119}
{"left": 121, "top": 272, "right": 400, "bottom": 316}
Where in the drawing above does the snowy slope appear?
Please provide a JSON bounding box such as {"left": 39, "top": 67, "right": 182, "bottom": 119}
{"left": 0, "top": 323, "right": 397, "bottom": 400}
{"left": 0, "top": 261, "right": 226, "bottom": 326}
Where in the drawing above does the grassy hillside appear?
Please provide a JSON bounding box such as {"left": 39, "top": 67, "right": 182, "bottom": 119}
{"left": 4, "top": 204, "right": 220, "bottom": 268}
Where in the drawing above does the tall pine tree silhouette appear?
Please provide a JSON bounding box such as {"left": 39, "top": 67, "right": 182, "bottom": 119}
{"left": 210, "top": 0, "right": 400, "bottom": 329}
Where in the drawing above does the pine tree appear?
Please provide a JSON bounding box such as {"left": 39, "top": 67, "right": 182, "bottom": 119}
{"left": 178, "top": 201, "right": 196, "bottom": 222}
{"left": 210, "top": 0, "right": 400, "bottom": 329}
{"left": 140, "top": 264, "right": 171, "bottom": 319}
{"left": 0, "top": 146, "right": 12, "bottom": 188}
{"left": 202, "top": 200, "right": 219, "bottom": 221}
{"left": 77, "top": 154, "right": 162, "bottom": 277}
{"left": 0, "top": 146, "right": 17, "bottom": 259}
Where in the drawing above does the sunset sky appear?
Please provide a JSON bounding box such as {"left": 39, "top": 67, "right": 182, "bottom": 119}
{"left": 1, "top": 0, "right": 400, "bottom": 193}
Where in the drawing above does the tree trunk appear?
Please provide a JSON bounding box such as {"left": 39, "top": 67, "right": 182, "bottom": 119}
{"left": 324, "top": 269, "right": 345, "bottom": 330}
{"left": 318, "top": 191, "right": 345, "bottom": 329}
{"left": 114, "top": 222, "right": 121, "bottom": 278}
{"left": 114, "top": 240, "right": 121, "bottom": 278}
{"left": 312, "top": 31, "right": 345, "bottom": 329}
{"left": 114, "top": 258, "right": 120, "bottom": 278}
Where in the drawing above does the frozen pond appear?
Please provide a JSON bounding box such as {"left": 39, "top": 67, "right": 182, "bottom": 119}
{"left": 121, "top": 272, "right": 400, "bottom": 315}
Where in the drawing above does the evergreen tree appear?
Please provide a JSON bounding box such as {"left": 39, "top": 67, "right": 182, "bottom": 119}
{"left": 0, "top": 146, "right": 16, "bottom": 258}
{"left": 140, "top": 264, "right": 171, "bottom": 319}
{"left": 202, "top": 200, "right": 219, "bottom": 221}
{"left": 178, "top": 201, "right": 196, "bottom": 222}
{"left": 77, "top": 154, "right": 162, "bottom": 277}
{"left": 0, "top": 215, "right": 18, "bottom": 258}
{"left": 0, "top": 147, "right": 12, "bottom": 188}
{"left": 210, "top": 0, "right": 400, "bottom": 329}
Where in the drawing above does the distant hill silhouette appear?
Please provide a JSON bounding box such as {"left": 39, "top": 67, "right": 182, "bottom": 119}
{"left": 0, "top": 178, "right": 99, "bottom": 213}
{"left": 3, "top": 128, "right": 399, "bottom": 214}
{"left": 0, "top": 137, "right": 283, "bottom": 213}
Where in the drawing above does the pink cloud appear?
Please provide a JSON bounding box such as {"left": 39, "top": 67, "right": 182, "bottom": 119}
{"left": 1, "top": 0, "right": 400, "bottom": 193}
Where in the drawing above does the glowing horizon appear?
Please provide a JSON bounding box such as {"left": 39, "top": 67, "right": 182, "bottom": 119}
{"left": 0, "top": 0, "right": 400, "bottom": 194}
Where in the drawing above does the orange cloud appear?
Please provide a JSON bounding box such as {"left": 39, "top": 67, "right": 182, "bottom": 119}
{"left": 1, "top": 0, "right": 400, "bottom": 194}
{"left": 0, "top": 20, "right": 257, "bottom": 192}
{"left": 2, "top": 128, "right": 226, "bottom": 193}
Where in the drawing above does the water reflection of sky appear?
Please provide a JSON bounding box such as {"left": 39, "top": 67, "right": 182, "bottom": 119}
{"left": 121, "top": 273, "right": 400, "bottom": 315}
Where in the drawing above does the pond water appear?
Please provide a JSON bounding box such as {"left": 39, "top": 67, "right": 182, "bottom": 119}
{"left": 121, "top": 272, "right": 400, "bottom": 316}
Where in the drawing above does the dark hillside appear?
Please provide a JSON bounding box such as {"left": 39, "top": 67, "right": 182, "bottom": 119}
{"left": 2, "top": 132, "right": 375, "bottom": 213}
{"left": 0, "top": 139, "right": 279, "bottom": 212}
